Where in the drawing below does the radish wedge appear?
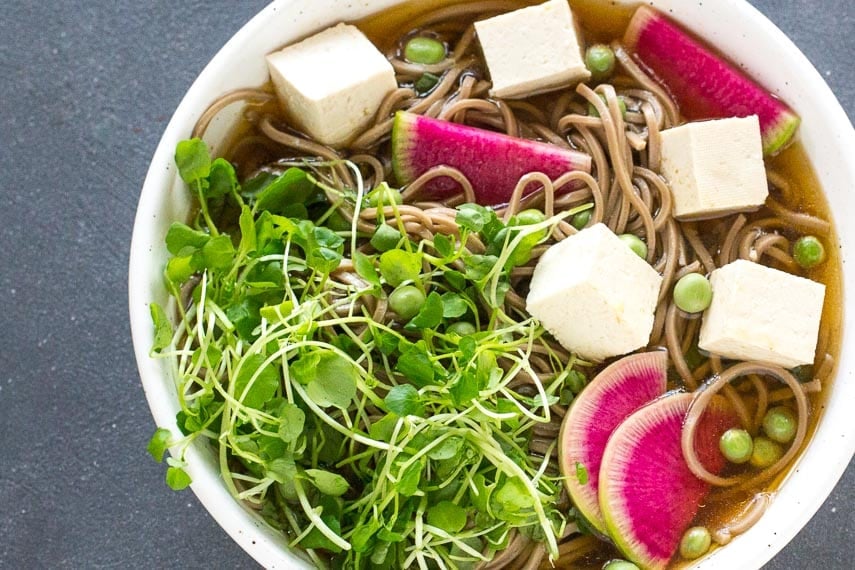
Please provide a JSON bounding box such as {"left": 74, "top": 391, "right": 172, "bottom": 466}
{"left": 558, "top": 351, "right": 668, "bottom": 535}
{"left": 599, "top": 393, "right": 738, "bottom": 570}
{"left": 391, "top": 111, "right": 591, "bottom": 206}
{"left": 624, "top": 7, "right": 800, "bottom": 155}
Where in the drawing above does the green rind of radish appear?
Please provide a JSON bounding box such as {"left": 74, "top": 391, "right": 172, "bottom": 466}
{"left": 599, "top": 393, "right": 738, "bottom": 570}
{"left": 558, "top": 351, "right": 668, "bottom": 535}
{"left": 391, "top": 111, "right": 592, "bottom": 206}
{"left": 624, "top": 6, "right": 800, "bottom": 155}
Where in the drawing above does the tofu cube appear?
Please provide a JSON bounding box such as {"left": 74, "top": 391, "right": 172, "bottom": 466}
{"left": 526, "top": 224, "right": 663, "bottom": 361}
{"left": 266, "top": 24, "right": 397, "bottom": 147}
{"left": 475, "top": 0, "right": 590, "bottom": 99}
{"left": 699, "top": 260, "right": 825, "bottom": 368}
{"left": 659, "top": 116, "right": 769, "bottom": 220}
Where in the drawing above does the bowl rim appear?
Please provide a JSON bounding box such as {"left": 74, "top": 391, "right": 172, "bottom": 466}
{"left": 129, "top": 1, "right": 855, "bottom": 568}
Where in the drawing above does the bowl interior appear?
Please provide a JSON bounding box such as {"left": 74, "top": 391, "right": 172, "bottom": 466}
{"left": 129, "top": 1, "right": 855, "bottom": 568}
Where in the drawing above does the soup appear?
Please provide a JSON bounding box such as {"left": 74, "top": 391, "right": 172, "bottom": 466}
{"left": 148, "top": 1, "right": 842, "bottom": 568}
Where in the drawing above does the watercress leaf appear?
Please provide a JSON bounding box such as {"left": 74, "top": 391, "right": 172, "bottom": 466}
{"left": 397, "top": 460, "right": 423, "bottom": 496}
{"left": 395, "top": 342, "right": 436, "bottom": 387}
{"left": 165, "top": 223, "right": 210, "bottom": 255}
{"left": 174, "top": 138, "right": 210, "bottom": 185}
{"left": 165, "top": 466, "right": 192, "bottom": 491}
{"left": 165, "top": 255, "right": 195, "bottom": 285}
{"left": 290, "top": 352, "right": 320, "bottom": 385}
{"left": 379, "top": 249, "right": 422, "bottom": 287}
{"left": 266, "top": 455, "right": 297, "bottom": 484}
{"left": 353, "top": 251, "right": 381, "bottom": 289}
{"left": 455, "top": 204, "right": 491, "bottom": 233}
{"left": 351, "top": 520, "right": 380, "bottom": 553}
{"left": 201, "top": 234, "right": 235, "bottom": 270}
{"left": 299, "top": 514, "right": 343, "bottom": 553}
{"left": 304, "top": 469, "right": 349, "bottom": 497}
{"left": 368, "top": 414, "right": 400, "bottom": 442}
{"left": 225, "top": 298, "right": 262, "bottom": 340}
{"left": 444, "top": 269, "right": 466, "bottom": 291}
{"left": 234, "top": 354, "right": 280, "bottom": 409}
{"left": 150, "top": 303, "right": 173, "bottom": 352}
{"left": 427, "top": 436, "right": 464, "bottom": 461}
{"left": 294, "top": 350, "right": 359, "bottom": 409}
{"left": 277, "top": 402, "right": 305, "bottom": 443}
{"left": 440, "top": 292, "right": 468, "bottom": 319}
{"left": 255, "top": 168, "right": 315, "bottom": 213}
{"left": 384, "top": 384, "right": 424, "bottom": 417}
{"left": 191, "top": 344, "right": 222, "bottom": 370}
{"left": 464, "top": 254, "right": 499, "bottom": 281}
{"left": 449, "top": 371, "right": 479, "bottom": 406}
{"left": 458, "top": 336, "right": 477, "bottom": 362}
{"left": 238, "top": 205, "right": 257, "bottom": 256}
{"left": 494, "top": 476, "right": 534, "bottom": 514}
{"left": 146, "top": 428, "right": 172, "bottom": 462}
{"left": 433, "top": 233, "right": 454, "bottom": 258}
{"left": 374, "top": 331, "right": 400, "bottom": 356}
{"left": 208, "top": 157, "right": 238, "bottom": 199}
{"left": 405, "top": 291, "right": 443, "bottom": 330}
{"left": 427, "top": 501, "right": 467, "bottom": 533}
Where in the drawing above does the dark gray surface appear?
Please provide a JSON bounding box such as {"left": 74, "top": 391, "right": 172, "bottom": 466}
{"left": 0, "top": 0, "right": 851, "bottom": 568}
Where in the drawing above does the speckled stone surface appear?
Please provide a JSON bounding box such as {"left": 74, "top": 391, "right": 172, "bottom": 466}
{"left": 0, "top": 1, "right": 851, "bottom": 568}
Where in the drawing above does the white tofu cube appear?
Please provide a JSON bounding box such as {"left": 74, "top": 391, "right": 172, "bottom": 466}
{"left": 660, "top": 116, "right": 769, "bottom": 220}
{"left": 698, "top": 260, "right": 825, "bottom": 368}
{"left": 266, "top": 24, "right": 397, "bottom": 147}
{"left": 526, "top": 224, "right": 663, "bottom": 361}
{"left": 475, "top": 0, "right": 590, "bottom": 99}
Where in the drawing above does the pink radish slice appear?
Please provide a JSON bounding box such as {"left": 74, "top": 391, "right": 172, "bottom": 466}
{"left": 599, "top": 393, "right": 738, "bottom": 570}
{"left": 558, "top": 351, "right": 668, "bottom": 535}
{"left": 391, "top": 111, "right": 591, "bottom": 206}
{"left": 624, "top": 6, "right": 800, "bottom": 155}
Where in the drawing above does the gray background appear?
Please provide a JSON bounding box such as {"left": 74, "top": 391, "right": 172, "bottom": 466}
{"left": 0, "top": 0, "right": 851, "bottom": 568}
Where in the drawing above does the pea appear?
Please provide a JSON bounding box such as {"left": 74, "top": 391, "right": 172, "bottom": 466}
{"left": 586, "top": 44, "right": 616, "bottom": 82}
{"left": 370, "top": 224, "right": 402, "bottom": 252}
{"left": 571, "top": 209, "right": 592, "bottom": 230}
{"left": 404, "top": 36, "right": 446, "bottom": 65}
{"left": 447, "top": 321, "right": 476, "bottom": 337}
{"left": 750, "top": 436, "right": 784, "bottom": 469}
{"left": 367, "top": 182, "right": 403, "bottom": 207}
{"left": 602, "top": 561, "right": 639, "bottom": 570}
{"left": 673, "top": 273, "right": 713, "bottom": 313}
{"left": 762, "top": 406, "right": 797, "bottom": 444}
{"left": 514, "top": 209, "right": 546, "bottom": 226}
{"left": 388, "top": 286, "right": 426, "bottom": 320}
{"left": 619, "top": 234, "right": 647, "bottom": 259}
{"left": 679, "top": 526, "right": 711, "bottom": 560}
{"left": 719, "top": 428, "right": 753, "bottom": 464}
{"left": 589, "top": 94, "right": 627, "bottom": 118}
{"left": 325, "top": 210, "right": 352, "bottom": 232}
{"left": 793, "top": 236, "right": 826, "bottom": 269}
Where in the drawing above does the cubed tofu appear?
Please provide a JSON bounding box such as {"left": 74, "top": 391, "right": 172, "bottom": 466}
{"left": 659, "top": 116, "right": 769, "bottom": 220}
{"left": 698, "top": 260, "right": 825, "bottom": 368}
{"left": 266, "top": 24, "right": 397, "bottom": 147}
{"left": 526, "top": 224, "right": 663, "bottom": 361}
{"left": 474, "top": 0, "right": 590, "bottom": 99}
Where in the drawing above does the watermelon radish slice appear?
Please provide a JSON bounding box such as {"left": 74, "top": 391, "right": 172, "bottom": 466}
{"left": 391, "top": 111, "right": 592, "bottom": 206}
{"left": 624, "top": 7, "right": 800, "bottom": 155}
{"left": 599, "top": 393, "right": 738, "bottom": 570}
{"left": 558, "top": 351, "right": 668, "bottom": 535}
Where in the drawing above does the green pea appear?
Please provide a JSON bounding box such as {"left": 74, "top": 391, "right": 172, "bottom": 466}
{"left": 404, "top": 36, "right": 446, "bottom": 65}
{"left": 571, "top": 209, "right": 592, "bottom": 230}
{"left": 750, "top": 436, "right": 784, "bottom": 469}
{"left": 586, "top": 44, "right": 616, "bottom": 81}
{"left": 388, "top": 286, "right": 426, "bottom": 320}
{"left": 325, "top": 210, "right": 352, "bottom": 232}
{"left": 589, "top": 94, "right": 627, "bottom": 118}
{"left": 619, "top": 234, "right": 647, "bottom": 259}
{"left": 367, "top": 182, "right": 403, "bottom": 207}
{"left": 602, "top": 561, "right": 639, "bottom": 570}
{"left": 679, "top": 526, "right": 711, "bottom": 560}
{"left": 793, "top": 235, "right": 826, "bottom": 269}
{"left": 370, "top": 224, "right": 402, "bottom": 252}
{"left": 447, "top": 321, "right": 476, "bottom": 337}
{"left": 514, "top": 209, "right": 546, "bottom": 226}
{"left": 673, "top": 273, "right": 713, "bottom": 313}
{"left": 763, "top": 406, "right": 797, "bottom": 444}
{"left": 719, "top": 428, "right": 753, "bottom": 464}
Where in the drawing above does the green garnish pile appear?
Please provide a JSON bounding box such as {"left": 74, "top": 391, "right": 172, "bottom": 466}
{"left": 148, "top": 139, "right": 592, "bottom": 568}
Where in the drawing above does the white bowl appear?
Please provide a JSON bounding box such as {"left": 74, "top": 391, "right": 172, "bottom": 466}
{"left": 129, "top": 1, "right": 855, "bottom": 568}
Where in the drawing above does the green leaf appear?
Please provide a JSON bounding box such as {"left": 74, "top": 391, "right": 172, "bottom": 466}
{"left": 255, "top": 168, "right": 315, "bottom": 213}
{"left": 174, "top": 138, "right": 211, "bottom": 185}
{"left": 433, "top": 233, "right": 454, "bottom": 258}
{"left": 292, "top": 350, "right": 359, "bottom": 409}
{"left": 427, "top": 501, "right": 467, "bottom": 533}
{"left": 449, "top": 371, "right": 479, "bottom": 407}
{"left": 165, "top": 255, "right": 196, "bottom": 285}
{"left": 405, "top": 291, "right": 443, "bottom": 330}
{"left": 191, "top": 345, "right": 222, "bottom": 369}
{"left": 165, "top": 223, "right": 210, "bottom": 255}
{"left": 379, "top": 249, "right": 422, "bottom": 287}
{"left": 427, "top": 436, "right": 464, "bottom": 461}
{"left": 395, "top": 341, "right": 439, "bottom": 387}
{"left": 266, "top": 455, "right": 297, "bottom": 484}
{"left": 445, "top": 269, "right": 466, "bottom": 291}
{"left": 234, "top": 354, "right": 280, "bottom": 409}
{"left": 464, "top": 254, "right": 499, "bottom": 281}
{"left": 304, "top": 469, "right": 349, "bottom": 496}
{"left": 277, "top": 402, "right": 305, "bottom": 443}
{"left": 201, "top": 234, "right": 235, "bottom": 270}
{"left": 384, "top": 384, "right": 424, "bottom": 417}
{"left": 207, "top": 158, "right": 238, "bottom": 199}
{"left": 397, "top": 460, "right": 423, "bottom": 496}
{"left": 575, "top": 462, "right": 589, "bottom": 486}
{"left": 440, "top": 292, "right": 468, "bottom": 319}
{"left": 225, "top": 298, "right": 262, "bottom": 340}
{"left": 493, "top": 476, "right": 534, "bottom": 517}
{"left": 166, "top": 466, "right": 192, "bottom": 490}
{"left": 238, "top": 205, "right": 257, "bottom": 256}
{"left": 455, "top": 204, "right": 491, "bottom": 233}
{"left": 369, "top": 414, "right": 400, "bottom": 442}
{"left": 351, "top": 520, "right": 380, "bottom": 552}
{"left": 353, "top": 251, "right": 381, "bottom": 289}
{"left": 150, "top": 303, "right": 173, "bottom": 352}
{"left": 299, "top": 513, "right": 344, "bottom": 553}
{"left": 147, "top": 428, "right": 172, "bottom": 462}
